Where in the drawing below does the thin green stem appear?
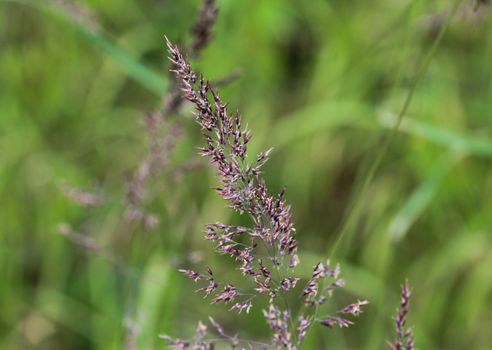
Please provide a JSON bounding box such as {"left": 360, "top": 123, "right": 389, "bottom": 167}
{"left": 328, "top": 0, "right": 463, "bottom": 259}
{"left": 294, "top": 3, "right": 463, "bottom": 348}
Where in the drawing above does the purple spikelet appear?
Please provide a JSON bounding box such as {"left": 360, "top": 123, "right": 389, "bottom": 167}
{"left": 389, "top": 280, "right": 415, "bottom": 350}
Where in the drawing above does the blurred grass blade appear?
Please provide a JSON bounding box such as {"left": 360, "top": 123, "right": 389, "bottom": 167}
{"left": 410, "top": 230, "right": 491, "bottom": 342}
{"left": 269, "top": 100, "right": 373, "bottom": 148}
{"left": 37, "top": 287, "right": 106, "bottom": 340}
{"left": 274, "top": 103, "right": 492, "bottom": 159}
{"left": 1, "top": 0, "right": 168, "bottom": 95}
{"left": 388, "top": 152, "right": 463, "bottom": 242}
{"left": 134, "top": 257, "right": 178, "bottom": 350}
{"left": 379, "top": 111, "right": 492, "bottom": 157}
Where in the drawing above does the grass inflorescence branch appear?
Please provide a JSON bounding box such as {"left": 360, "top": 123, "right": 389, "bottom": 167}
{"left": 162, "top": 37, "right": 368, "bottom": 350}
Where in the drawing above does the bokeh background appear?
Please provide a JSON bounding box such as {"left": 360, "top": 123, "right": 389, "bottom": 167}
{"left": 1, "top": 0, "right": 492, "bottom": 349}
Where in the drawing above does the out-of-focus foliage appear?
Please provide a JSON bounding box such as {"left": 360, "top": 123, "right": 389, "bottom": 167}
{"left": 1, "top": 0, "right": 492, "bottom": 349}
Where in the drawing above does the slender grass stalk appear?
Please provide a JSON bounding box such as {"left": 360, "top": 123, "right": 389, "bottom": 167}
{"left": 329, "top": 0, "right": 464, "bottom": 258}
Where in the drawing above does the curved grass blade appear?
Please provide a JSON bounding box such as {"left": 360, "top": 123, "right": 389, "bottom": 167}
{"left": 388, "top": 151, "right": 463, "bottom": 242}
{"left": 380, "top": 111, "right": 492, "bottom": 157}
{"left": 1, "top": 0, "right": 168, "bottom": 95}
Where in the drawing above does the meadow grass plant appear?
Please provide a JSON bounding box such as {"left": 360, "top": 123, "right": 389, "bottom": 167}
{"left": 161, "top": 37, "right": 370, "bottom": 350}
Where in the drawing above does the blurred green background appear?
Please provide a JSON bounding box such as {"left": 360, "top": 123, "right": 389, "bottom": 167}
{"left": 1, "top": 0, "right": 492, "bottom": 349}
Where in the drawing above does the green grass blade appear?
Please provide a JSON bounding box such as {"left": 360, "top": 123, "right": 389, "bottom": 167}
{"left": 380, "top": 112, "right": 492, "bottom": 157}
{"left": 388, "top": 152, "right": 463, "bottom": 242}
{"left": 1, "top": 0, "right": 168, "bottom": 95}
